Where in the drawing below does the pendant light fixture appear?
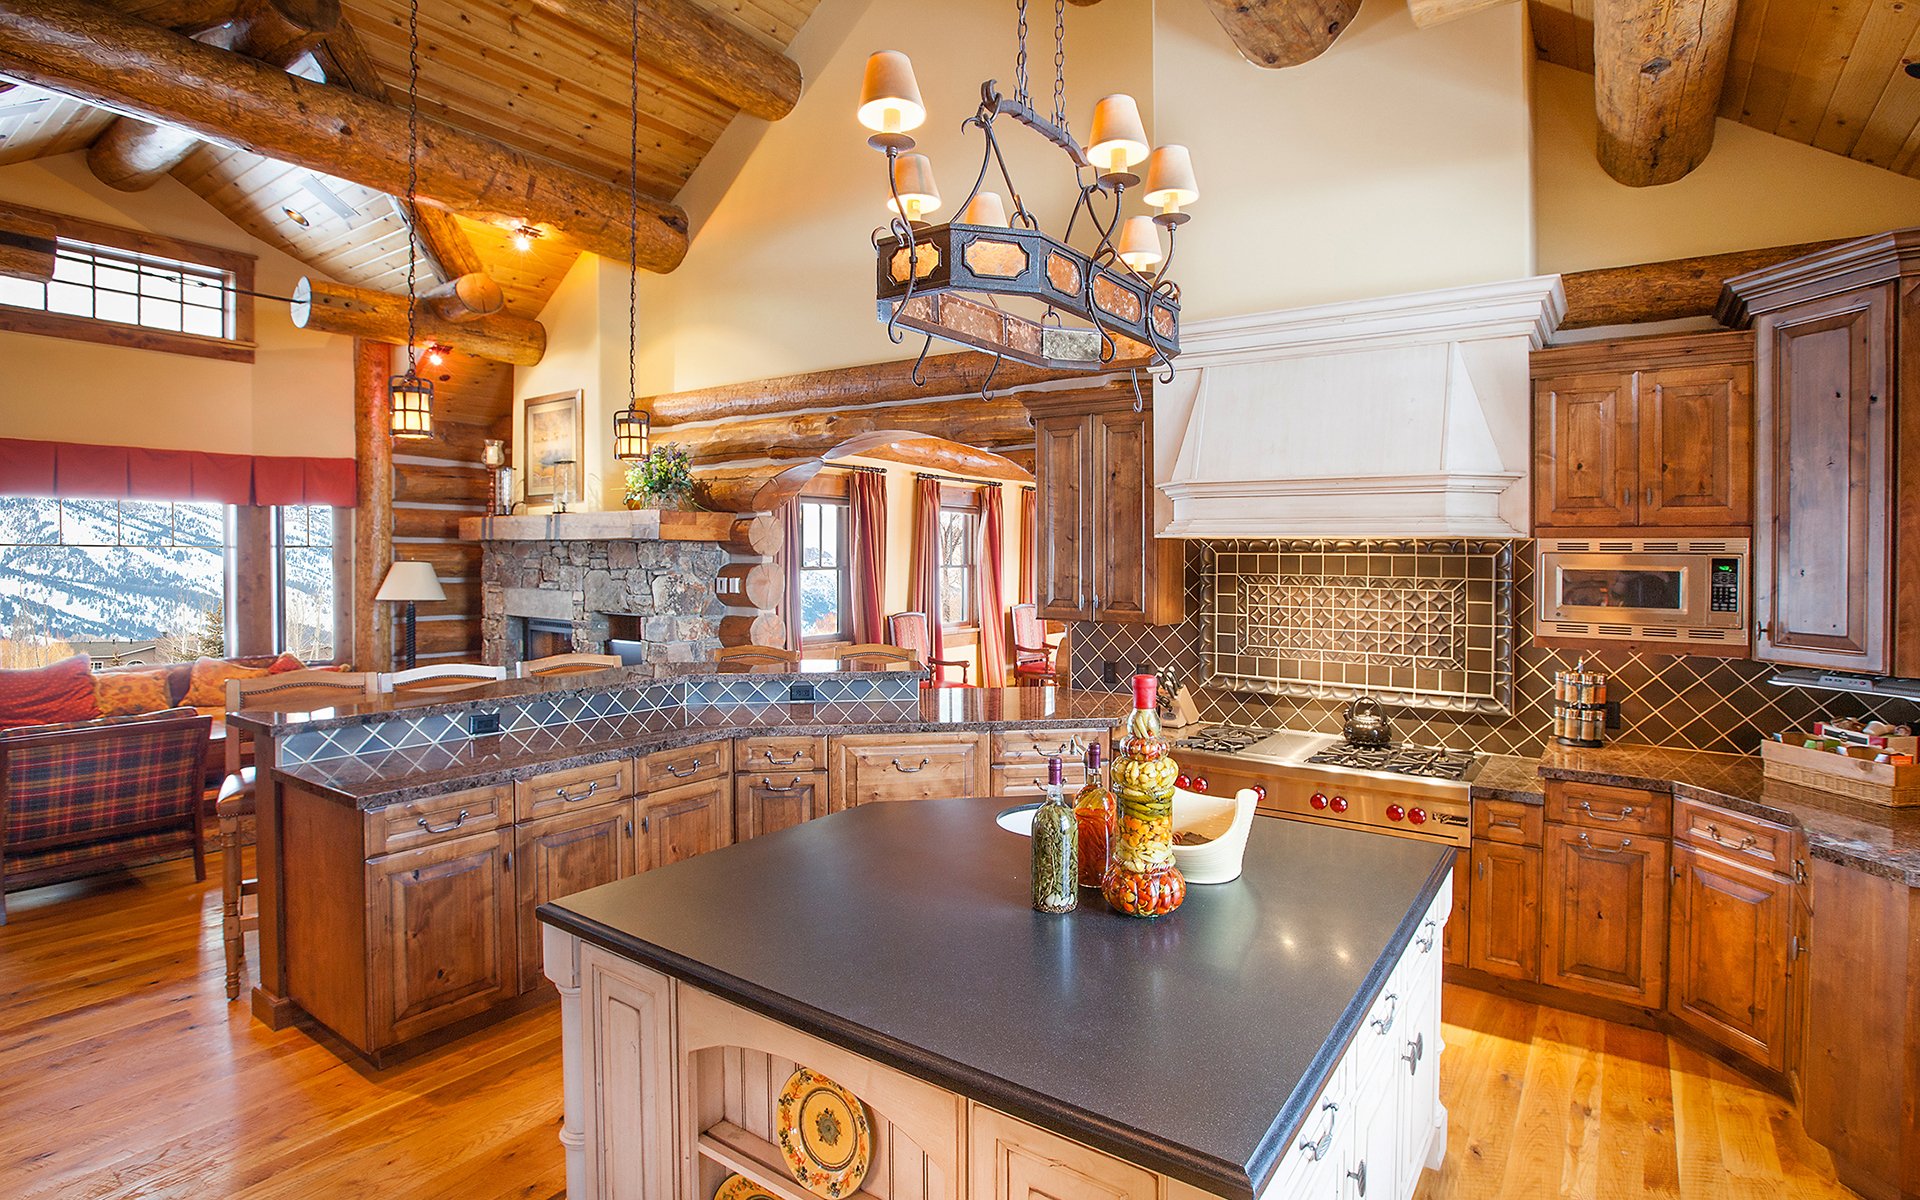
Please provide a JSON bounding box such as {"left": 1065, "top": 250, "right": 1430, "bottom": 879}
{"left": 612, "top": 0, "right": 650, "bottom": 464}
{"left": 388, "top": 0, "right": 433, "bottom": 440}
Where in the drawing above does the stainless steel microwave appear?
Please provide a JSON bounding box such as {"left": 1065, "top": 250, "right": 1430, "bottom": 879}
{"left": 1534, "top": 538, "right": 1748, "bottom": 649}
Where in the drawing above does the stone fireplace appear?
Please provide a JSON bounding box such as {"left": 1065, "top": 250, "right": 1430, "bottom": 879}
{"left": 470, "top": 513, "right": 733, "bottom": 667}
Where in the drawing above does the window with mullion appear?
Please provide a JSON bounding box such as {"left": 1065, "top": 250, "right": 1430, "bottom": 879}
{"left": 799, "top": 499, "right": 851, "bottom": 642}
{"left": 937, "top": 507, "right": 977, "bottom": 629}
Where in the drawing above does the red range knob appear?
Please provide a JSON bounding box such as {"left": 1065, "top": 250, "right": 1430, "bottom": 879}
{"left": 1330, "top": 796, "right": 1350, "bottom": 814}
{"left": 1408, "top": 807, "right": 1428, "bottom": 825}
{"left": 1253, "top": 785, "right": 1267, "bottom": 801}
{"left": 1175, "top": 775, "right": 1191, "bottom": 789}
{"left": 1192, "top": 777, "right": 1209, "bottom": 792}
{"left": 1310, "top": 792, "right": 1329, "bottom": 810}
{"left": 1385, "top": 804, "right": 1405, "bottom": 822}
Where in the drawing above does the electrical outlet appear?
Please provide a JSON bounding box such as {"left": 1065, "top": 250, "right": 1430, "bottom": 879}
{"left": 788, "top": 682, "right": 817, "bottom": 703}
{"left": 1103, "top": 660, "right": 1119, "bottom": 686}
{"left": 1605, "top": 701, "right": 1621, "bottom": 731}
{"left": 468, "top": 710, "right": 501, "bottom": 736}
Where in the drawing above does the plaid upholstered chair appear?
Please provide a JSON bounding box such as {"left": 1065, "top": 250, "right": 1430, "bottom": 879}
{"left": 0, "top": 708, "right": 213, "bottom": 924}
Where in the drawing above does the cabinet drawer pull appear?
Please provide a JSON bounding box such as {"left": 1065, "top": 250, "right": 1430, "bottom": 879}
{"left": 891, "top": 757, "right": 931, "bottom": 773}
{"left": 1028, "top": 740, "right": 1074, "bottom": 758}
{"left": 1416, "top": 919, "right": 1437, "bottom": 954}
{"left": 1346, "top": 1162, "right": 1368, "bottom": 1197}
{"left": 1404, "top": 1032, "right": 1425, "bottom": 1075}
{"left": 1370, "top": 993, "right": 1398, "bottom": 1035}
{"left": 1578, "top": 800, "right": 1635, "bottom": 822}
{"left": 760, "top": 749, "right": 805, "bottom": 766}
{"left": 1703, "top": 822, "right": 1758, "bottom": 851}
{"left": 555, "top": 780, "right": 600, "bottom": 804}
{"left": 1645, "top": 485, "right": 1655, "bottom": 506}
{"left": 760, "top": 777, "right": 806, "bottom": 793}
{"left": 1300, "top": 1101, "right": 1338, "bottom": 1161}
{"left": 415, "top": 809, "right": 470, "bottom": 834}
{"left": 663, "top": 759, "right": 703, "bottom": 778}
{"left": 1576, "top": 831, "right": 1633, "bottom": 853}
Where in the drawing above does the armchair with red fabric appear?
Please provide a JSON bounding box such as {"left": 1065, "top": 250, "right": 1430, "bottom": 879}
{"left": 887, "top": 612, "right": 971, "bottom": 686}
{"left": 1010, "top": 603, "right": 1058, "bottom": 687}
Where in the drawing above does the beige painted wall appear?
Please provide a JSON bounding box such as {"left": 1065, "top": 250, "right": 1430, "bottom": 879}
{"left": 1533, "top": 61, "right": 1920, "bottom": 274}
{"left": 0, "top": 153, "right": 355, "bottom": 459}
{"left": 511, "top": 251, "right": 638, "bottom": 510}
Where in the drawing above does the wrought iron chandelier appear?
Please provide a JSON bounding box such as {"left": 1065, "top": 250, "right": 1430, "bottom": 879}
{"left": 858, "top": 0, "right": 1198, "bottom": 391}
{"left": 388, "top": 0, "right": 433, "bottom": 440}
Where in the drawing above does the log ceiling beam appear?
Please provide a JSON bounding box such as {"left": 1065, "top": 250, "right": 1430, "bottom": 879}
{"left": 1594, "top": 0, "right": 1739, "bottom": 186}
{"left": 1200, "top": 0, "right": 1361, "bottom": 68}
{"left": 292, "top": 276, "right": 545, "bottom": 365}
{"left": 658, "top": 394, "right": 1041, "bottom": 467}
{"left": 0, "top": 212, "right": 57, "bottom": 282}
{"left": 1406, "top": 0, "right": 1515, "bottom": 27}
{"left": 524, "top": 0, "right": 801, "bottom": 123}
{"left": 86, "top": 0, "right": 340, "bottom": 192}
{"left": 1559, "top": 238, "right": 1844, "bottom": 329}
{"left": 0, "top": 0, "right": 689, "bottom": 271}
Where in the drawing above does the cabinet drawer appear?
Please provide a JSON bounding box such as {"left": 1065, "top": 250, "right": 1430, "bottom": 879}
{"left": 990, "top": 727, "right": 1107, "bottom": 766}
{"left": 833, "top": 734, "right": 983, "bottom": 806}
{"left": 638, "top": 740, "right": 732, "bottom": 790}
{"left": 1545, "top": 779, "right": 1671, "bottom": 835}
{"left": 364, "top": 784, "right": 508, "bottom": 857}
{"left": 989, "top": 761, "right": 1088, "bottom": 798}
{"left": 513, "top": 758, "right": 631, "bottom": 822}
{"left": 1472, "top": 798, "right": 1543, "bottom": 846}
{"left": 735, "top": 735, "right": 827, "bottom": 774}
{"left": 1674, "top": 797, "right": 1794, "bottom": 877}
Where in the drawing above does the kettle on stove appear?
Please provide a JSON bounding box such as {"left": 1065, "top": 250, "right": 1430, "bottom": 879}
{"left": 1343, "top": 696, "right": 1392, "bottom": 747}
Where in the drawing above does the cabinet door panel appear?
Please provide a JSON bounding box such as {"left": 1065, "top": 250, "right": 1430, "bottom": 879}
{"left": 637, "top": 776, "right": 732, "bottom": 872}
{"left": 1540, "top": 824, "right": 1668, "bottom": 1006}
{"left": 1755, "top": 284, "right": 1893, "bottom": 672}
{"left": 1534, "top": 372, "right": 1637, "bottom": 528}
{"left": 1443, "top": 847, "right": 1471, "bottom": 967}
{"left": 734, "top": 771, "right": 827, "bottom": 841}
{"left": 969, "top": 1105, "right": 1158, "bottom": 1200}
{"left": 1468, "top": 841, "right": 1539, "bottom": 980}
{"left": 366, "top": 828, "right": 516, "bottom": 1047}
{"left": 1639, "top": 363, "right": 1752, "bottom": 527}
{"left": 1347, "top": 1053, "right": 1401, "bottom": 1200}
{"left": 1093, "top": 408, "right": 1155, "bottom": 624}
{"left": 580, "top": 946, "right": 676, "bottom": 1200}
{"left": 516, "top": 804, "right": 632, "bottom": 993}
{"left": 1034, "top": 412, "right": 1092, "bottom": 621}
{"left": 1669, "top": 844, "right": 1791, "bottom": 1071}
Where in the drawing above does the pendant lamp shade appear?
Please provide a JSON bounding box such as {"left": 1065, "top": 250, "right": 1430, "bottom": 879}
{"left": 1143, "top": 144, "right": 1199, "bottom": 213}
{"left": 1115, "top": 216, "right": 1163, "bottom": 272}
{"left": 957, "top": 191, "right": 1009, "bottom": 227}
{"left": 1087, "top": 94, "right": 1149, "bottom": 172}
{"left": 613, "top": 405, "right": 651, "bottom": 462}
{"left": 389, "top": 371, "right": 434, "bottom": 439}
{"left": 858, "top": 51, "right": 927, "bottom": 134}
{"left": 886, "top": 153, "right": 942, "bottom": 219}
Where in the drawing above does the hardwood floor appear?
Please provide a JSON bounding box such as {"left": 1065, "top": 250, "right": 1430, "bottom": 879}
{"left": 0, "top": 857, "right": 1861, "bottom": 1200}
{"left": 1418, "top": 983, "right": 1858, "bottom": 1200}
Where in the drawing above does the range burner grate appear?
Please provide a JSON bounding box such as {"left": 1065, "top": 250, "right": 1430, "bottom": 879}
{"left": 1174, "top": 725, "right": 1269, "bottom": 754}
{"left": 1305, "top": 741, "right": 1478, "bottom": 781}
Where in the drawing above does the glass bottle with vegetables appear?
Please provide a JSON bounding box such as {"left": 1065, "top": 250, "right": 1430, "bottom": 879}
{"left": 1031, "top": 756, "right": 1078, "bottom": 913}
{"left": 1103, "top": 675, "right": 1187, "bottom": 918}
{"left": 1073, "top": 740, "right": 1115, "bottom": 890}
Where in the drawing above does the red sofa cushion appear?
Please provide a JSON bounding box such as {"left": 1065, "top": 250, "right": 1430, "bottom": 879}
{"left": 0, "top": 655, "right": 101, "bottom": 729}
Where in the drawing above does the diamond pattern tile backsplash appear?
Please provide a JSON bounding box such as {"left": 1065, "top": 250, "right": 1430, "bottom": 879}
{"left": 1072, "top": 540, "right": 1920, "bottom": 757}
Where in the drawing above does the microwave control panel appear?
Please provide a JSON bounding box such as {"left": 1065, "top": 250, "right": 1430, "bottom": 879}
{"left": 1709, "top": 558, "right": 1742, "bottom": 613}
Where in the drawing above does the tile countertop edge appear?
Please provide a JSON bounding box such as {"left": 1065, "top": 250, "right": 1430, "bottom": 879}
{"left": 1471, "top": 748, "right": 1920, "bottom": 886}
{"left": 536, "top": 847, "right": 1456, "bottom": 1200}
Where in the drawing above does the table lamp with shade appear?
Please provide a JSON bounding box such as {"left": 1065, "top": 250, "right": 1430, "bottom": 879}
{"left": 376, "top": 561, "right": 446, "bottom": 669}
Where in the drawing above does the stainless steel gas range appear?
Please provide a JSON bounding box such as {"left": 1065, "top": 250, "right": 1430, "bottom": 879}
{"left": 1172, "top": 725, "right": 1477, "bottom": 849}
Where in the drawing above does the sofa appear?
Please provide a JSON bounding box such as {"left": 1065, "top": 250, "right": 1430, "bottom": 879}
{"left": 0, "top": 706, "right": 213, "bottom": 920}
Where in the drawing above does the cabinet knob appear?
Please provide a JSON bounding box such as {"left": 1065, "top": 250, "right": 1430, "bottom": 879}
{"left": 1346, "top": 1162, "right": 1368, "bottom": 1197}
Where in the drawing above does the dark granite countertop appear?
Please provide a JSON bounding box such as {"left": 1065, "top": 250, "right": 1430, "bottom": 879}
{"left": 229, "top": 662, "right": 921, "bottom": 735}
{"left": 539, "top": 796, "right": 1453, "bottom": 1200}
{"left": 273, "top": 688, "right": 1131, "bottom": 809}
{"left": 1471, "top": 742, "right": 1920, "bottom": 885}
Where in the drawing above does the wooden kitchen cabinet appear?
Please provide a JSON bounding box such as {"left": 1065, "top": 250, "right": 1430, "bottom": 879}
{"left": 734, "top": 771, "right": 828, "bottom": 840}
{"left": 515, "top": 803, "right": 634, "bottom": 992}
{"left": 1668, "top": 841, "right": 1792, "bottom": 1071}
{"left": 1531, "top": 331, "right": 1753, "bottom": 533}
{"left": 1468, "top": 840, "right": 1540, "bottom": 980}
{"left": 830, "top": 733, "right": 986, "bottom": 806}
{"left": 969, "top": 1104, "right": 1159, "bottom": 1200}
{"left": 1539, "top": 823, "right": 1668, "bottom": 1006}
{"left": 366, "top": 827, "right": 518, "bottom": 1048}
{"left": 1443, "top": 848, "right": 1470, "bottom": 967}
{"left": 637, "top": 776, "right": 732, "bottom": 871}
{"left": 1027, "top": 392, "right": 1182, "bottom": 626}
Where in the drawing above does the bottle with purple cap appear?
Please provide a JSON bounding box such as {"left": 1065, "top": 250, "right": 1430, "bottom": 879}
{"left": 1030, "top": 755, "right": 1078, "bottom": 913}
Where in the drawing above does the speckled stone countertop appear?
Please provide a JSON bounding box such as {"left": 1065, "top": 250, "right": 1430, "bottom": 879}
{"left": 273, "top": 688, "right": 1131, "bottom": 810}
{"left": 1471, "top": 742, "right": 1920, "bottom": 884}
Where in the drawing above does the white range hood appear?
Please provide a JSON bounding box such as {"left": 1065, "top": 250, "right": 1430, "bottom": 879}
{"left": 1155, "top": 277, "right": 1566, "bottom": 539}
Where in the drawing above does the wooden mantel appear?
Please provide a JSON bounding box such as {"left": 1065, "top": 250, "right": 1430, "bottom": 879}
{"left": 456, "top": 509, "right": 738, "bottom": 543}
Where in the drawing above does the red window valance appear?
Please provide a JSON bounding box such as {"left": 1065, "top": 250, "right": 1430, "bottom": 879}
{"left": 0, "top": 437, "right": 357, "bottom": 507}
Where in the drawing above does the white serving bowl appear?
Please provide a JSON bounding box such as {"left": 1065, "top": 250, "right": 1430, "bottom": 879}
{"left": 1170, "top": 786, "right": 1259, "bottom": 884}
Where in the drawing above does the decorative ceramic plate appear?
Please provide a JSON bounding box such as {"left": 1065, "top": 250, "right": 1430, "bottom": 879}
{"left": 775, "top": 1066, "right": 872, "bottom": 1199}
{"left": 715, "top": 1174, "right": 781, "bottom": 1200}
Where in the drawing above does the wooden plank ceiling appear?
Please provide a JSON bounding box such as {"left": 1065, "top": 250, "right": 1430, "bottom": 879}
{"left": 1532, "top": 0, "right": 1920, "bottom": 178}
{"left": 0, "top": 0, "right": 822, "bottom": 336}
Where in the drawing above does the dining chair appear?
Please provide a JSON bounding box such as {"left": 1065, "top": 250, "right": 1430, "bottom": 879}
{"left": 1010, "top": 603, "right": 1057, "bottom": 687}
{"left": 887, "top": 612, "right": 971, "bottom": 685}
{"left": 836, "top": 643, "right": 920, "bottom": 670}
{"left": 219, "top": 669, "right": 381, "bottom": 1001}
{"left": 381, "top": 662, "right": 509, "bottom": 694}
{"left": 716, "top": 645, "right": 803, "bottom": 665}
{"left": 515, "top": 653, "right": 624, "bottom": 678}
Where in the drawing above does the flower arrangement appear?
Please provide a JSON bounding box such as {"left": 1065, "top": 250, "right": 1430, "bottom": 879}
{"left": 623, "top": 444, "right": 696, "bottom": 509}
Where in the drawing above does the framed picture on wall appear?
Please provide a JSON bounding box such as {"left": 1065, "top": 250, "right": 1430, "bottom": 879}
{"left": 522, "top": 390, "right": 583, "bottom": 506}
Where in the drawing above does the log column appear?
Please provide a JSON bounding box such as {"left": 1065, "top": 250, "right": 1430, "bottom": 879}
{"left": 1594, "top": 0, "right": 1738, "bottom": 186}
{"left": 352, "top": 339, "right": 394, "bottom": 673}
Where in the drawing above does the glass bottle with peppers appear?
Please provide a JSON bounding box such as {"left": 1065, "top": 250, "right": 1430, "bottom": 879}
{"left": 1073, "top": 740, "right": 1115, "bottom": 890}
{"left": 1030, "top": 756, "right": 1078, "bottom": 913}
{"left": 1102, "top": 674, "right": 1187, "bottom": 918}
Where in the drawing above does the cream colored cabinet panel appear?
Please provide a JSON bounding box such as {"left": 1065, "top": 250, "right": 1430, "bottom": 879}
{"left": 579, "top": 944, "right": 677, "bottom": 1200}
{"left": 969, "top": 1105, "right": 1158, "bottom": 1200}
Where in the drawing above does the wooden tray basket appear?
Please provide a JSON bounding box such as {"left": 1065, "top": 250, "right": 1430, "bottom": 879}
{"left": 1761, "top": 733, "right": 1920, "bottom": 807}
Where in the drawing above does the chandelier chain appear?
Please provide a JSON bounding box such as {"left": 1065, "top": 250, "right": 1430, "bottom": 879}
{"left": 628, "top": 0, "right": 639, "bottom": 416}
{"left": 1013, "top": 0, "right": 1030, "bottom": 109}
{"left": 1052, "top": 0, "right": 1066, "bottom": 131}
{"left": 403, "top": 0, "right": 421, "bottom": 372}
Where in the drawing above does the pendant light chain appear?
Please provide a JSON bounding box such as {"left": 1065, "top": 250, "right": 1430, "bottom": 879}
{"left": 1013, "top": 0, "right": 1030, "bottom": 110}
{"left": 1052, "top": 0, "right": 1067, "bottom": 132}
{"left": 404, "top": 0, "right": 421, "bottom": 373}
{"left": 627, "top": 0, "right": 639, "bottom": 416}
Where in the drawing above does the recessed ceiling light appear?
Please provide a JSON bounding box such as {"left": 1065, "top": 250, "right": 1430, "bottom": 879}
{"left": 283, "top": 206, "right": 310, "bottom": 227}
{"left": 511, "top": 222, "right": 544, "bottom": 252}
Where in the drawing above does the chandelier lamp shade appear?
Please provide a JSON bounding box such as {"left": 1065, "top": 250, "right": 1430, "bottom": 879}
{"left": 859, "top": 1, "right": 1193, "bottom": 381}
{"left": 389, "top": 371, "right": 435, "bottom": 440}
{"left": 613, "top": 405, "right": 652, "bottom": 462}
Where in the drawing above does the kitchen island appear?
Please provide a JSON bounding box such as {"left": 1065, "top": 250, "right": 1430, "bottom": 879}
{"left": 538, "top": 796, "right": 1455, "bottom": 1200}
